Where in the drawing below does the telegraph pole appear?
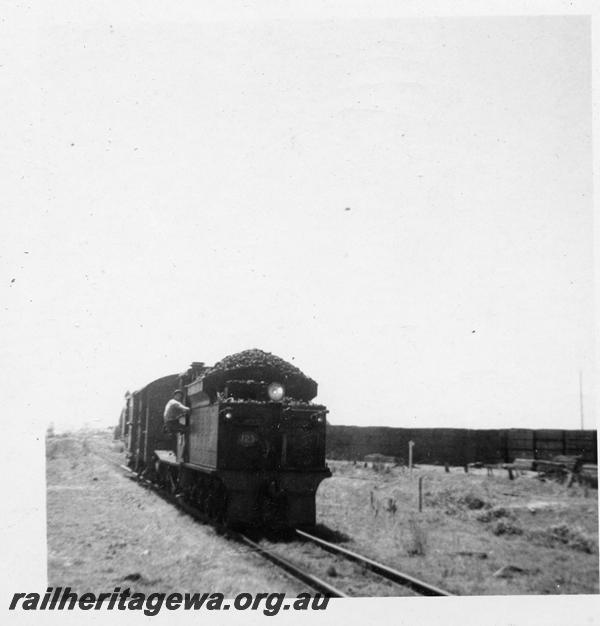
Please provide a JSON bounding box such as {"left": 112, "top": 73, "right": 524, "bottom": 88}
{"left": 579, "top": 370, "right": 584, "bottom": 430}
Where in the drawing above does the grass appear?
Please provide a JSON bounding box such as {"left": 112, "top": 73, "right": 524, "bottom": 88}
{"left": 315, "top": 460, "right": 598, "bottom": 595}
{"left": 47, "top": 432, "right": 598, "bottom": 596}
{"left": 404, "top": 516, "right": 427, "bottom": 556}
{"left": 46, "top": 433, "right": 304, "bottom": 596}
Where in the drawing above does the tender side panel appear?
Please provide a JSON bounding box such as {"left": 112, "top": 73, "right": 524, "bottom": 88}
{"left": 189, "top": 405, "right": 219, "bottom": 468}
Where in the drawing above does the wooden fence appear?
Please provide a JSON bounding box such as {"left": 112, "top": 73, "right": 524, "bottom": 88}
{"left": 326, "top": 426, "right": 597, "bottom": 465}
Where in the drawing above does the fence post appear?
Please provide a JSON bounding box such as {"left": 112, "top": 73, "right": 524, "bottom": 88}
{"left": 409, "top": 440, "right": 414, "bottom": 479}
{"left": 418, "top": 476, "right": 423, "bottom": 512}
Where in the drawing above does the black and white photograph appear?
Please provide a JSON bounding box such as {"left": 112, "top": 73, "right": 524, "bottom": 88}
{"left": 2, "top": 1, "right": 599, "bottom": 624}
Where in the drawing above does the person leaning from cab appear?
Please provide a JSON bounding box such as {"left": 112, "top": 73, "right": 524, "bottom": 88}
{"left": 163, "top": 389, "right": 190, "bottom": 433}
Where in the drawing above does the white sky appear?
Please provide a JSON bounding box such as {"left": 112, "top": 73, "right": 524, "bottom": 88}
{"left": 3, "top": 12, "right": 595, "bottom": 431}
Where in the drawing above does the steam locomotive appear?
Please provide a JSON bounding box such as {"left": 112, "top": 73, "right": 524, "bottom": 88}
{"left": 119, "top": 349, "right": 331, "bottom": 528}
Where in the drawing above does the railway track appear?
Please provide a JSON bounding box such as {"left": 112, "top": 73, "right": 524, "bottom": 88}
{"left": 93, "top": 448, "right": 450, "bottom": 598}
{"left": 294, "top": 529, "right": 451, "bottom": 597}
{"left": 92, "top": 449, "right": 347, "bottom": 597}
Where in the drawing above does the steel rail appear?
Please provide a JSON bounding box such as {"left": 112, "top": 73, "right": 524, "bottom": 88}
{"left": 295, "top": 528, "right": 452, "bottom": 597}
{"left": 93, "top": 451, "right": 347, "bottom": 597}
{"left": 94, "top": 450, "right": 445, "bottom": 597}
{"left": 236, "top": 534, "right": 348, "bottom": 598}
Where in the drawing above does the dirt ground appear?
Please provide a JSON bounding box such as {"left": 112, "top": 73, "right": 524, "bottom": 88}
{"left": 46, "top": 431, "right": 598, "bottom": 597}
{"left": 46, "top": 432, "right": 304, "bottom": 596}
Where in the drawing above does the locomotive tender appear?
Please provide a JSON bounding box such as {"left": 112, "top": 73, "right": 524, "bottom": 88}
{"left": 120, "top": 349, "right": 331, "bottom": 528}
